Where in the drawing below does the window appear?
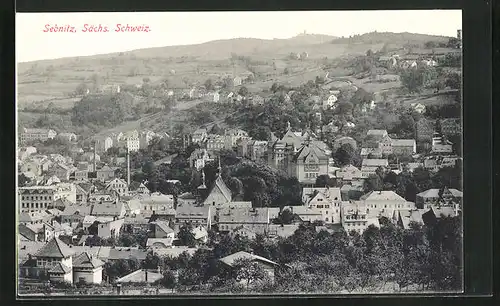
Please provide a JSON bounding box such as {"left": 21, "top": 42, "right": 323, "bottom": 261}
{"left": 325, "top": 205, "right": 330, "bottom": 209}
{"left": 318, "top": 199, "right": 323, "bottom": 202}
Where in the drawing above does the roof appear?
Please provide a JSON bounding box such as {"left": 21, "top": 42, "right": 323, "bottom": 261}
{"left": 220, "top": 251, "right": 278, "bottom": 267}
{"left": 34, "top": 237, "right": 74, "bottom": 258}
{"left": 176, "top": 205, "right": 210, "bottom": 219}
{"left": 73, "top": 252, "right": 105, "bottom": 268}
{"left": 367, "top": 129, "right": 388, "bottom": 136}
{"left": 293, "top": 143, "right": 329, "bottom": 162}
{"left": 48, "top": 262, "right": 72, "bottom": 274}
{"left": 152, "top": 247, "right": 198, "bottom": 258}
{"left": 360, "top": 191, "right": 406, "bottom": 202}
{"left": 191, "top": 226, "right": 208, "bottom": 240}
{"left": 302, "top": 187, "right": 342, "bottom": 204}
{"left": 417, "top": 188, "right": 463, "bottom": 198}
{"left": 146, "top": 238, "right": 174, "bottom": 248}
{"left": 91, "top": 202, "right": 124, "bottom": 216}
{"left": 116, "top": 269, "right": 163, "bottom": 284}
{"left": 218, "top": 207, "right": 269, "bottom": 224}
{"left": 19, "top": 211, "right": 48, "bottom": 223}
{"left": 391, "top": 139, "right": 416, "bottom": 147}
{"left": 268, "top": 224, "right": 299, "bottom": 238}
{"left": 108, "top": 248, "right": 148, "bottom": 261}
{"left": 62, "top": 204, "right": 93, "bottom": 216}
{"left": 361, "top": 159, "right": 389, "bottom": 167}
{"left": 151, "top": 221, "right": 174, "bottom": 234}
{"left": 284, "top": 206, "right": 322, "bottom": 216}
{"left": 203, "top": 175, "right": 232, "bottom": 204}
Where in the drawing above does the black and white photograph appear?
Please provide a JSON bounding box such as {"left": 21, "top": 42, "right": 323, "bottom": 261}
{"left": 16, "top": 10, "right": 463, "bottom": 297}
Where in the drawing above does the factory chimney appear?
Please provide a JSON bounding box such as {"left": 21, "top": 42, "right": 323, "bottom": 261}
{"left": 127, "top": 148, "right": 131, "bottom": 187}
{"left": 93, "top": 141, "right": 97, "bottom": 172}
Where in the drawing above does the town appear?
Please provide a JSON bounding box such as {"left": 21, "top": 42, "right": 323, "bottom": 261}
{"left": 17, "top": 29, "right": 463, "bottom": 295}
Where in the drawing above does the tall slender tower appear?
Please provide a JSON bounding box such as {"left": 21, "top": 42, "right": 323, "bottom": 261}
{"left": 127, "top": 148, "right": 131, "bottom": 187}
{"left": 93, "top": 141, "right": 97, "bottom": 172}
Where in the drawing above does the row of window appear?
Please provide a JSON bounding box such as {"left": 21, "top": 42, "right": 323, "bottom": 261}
{"left": 305, "top": 172, "right": 319, "bottom": 178}
{"left": 345, "top": 221, "right": 367, "bottom": 227}
{"left": 21, "top": 202, "right": 50, "bottom": 209}
{"left": 345, "top": 215, "right": 366, "bottom": 220}
{"left": 21, "top": 195, "right": 52, "bottom": 201}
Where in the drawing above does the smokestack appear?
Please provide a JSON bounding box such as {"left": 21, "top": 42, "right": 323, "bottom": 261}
{"left": 93, "top": 141, "right": 97, "bottom": 172}
{"left": 127, "top": 149, "right": 131, "bottom": 187}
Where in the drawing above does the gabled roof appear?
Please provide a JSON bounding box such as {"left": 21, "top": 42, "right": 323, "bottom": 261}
{"left": 62, "top": 204, "right": 93, "bottom": 216}
{"left": 151, "top": 221, "right": 174, "bottom": 234}
{"left": 176, "top": 205, "right": 210, "bottom": 219}
{"left": 73, "top": 252, "right": 105, "bottom": 268}
{"left": 203, "top": 175, "right": 232, "bottom": 204}
{"left": 48, "top": 262, "right": 72, "bottom": 274}
{"left": 91, "top": 202, "right": 125, "bottom": 216}
{"left": 35, "top": 237, "right": 74, "bottom": 258}
{"left": 116, "top": 269, "right": 163, "bottom": 283}
{"left": 220, "top": 251, "right": 278, "bottom": 267}
{"left": 367, "top": 129, "right": 388, "bottom": 136}
{"left": 218, "top": 207, "right": 269, "bottom": 224}
{"left": 391, "top": 139, "right": 416, "bottom": 147}
{"left": 361, "top": 159, "right": 389, "bottom": 167}
{"left": 360, "top": 191, "right": 406, "bottom": 202}
{"left": 146, "top": 238, "right": 173, "bottom": 248}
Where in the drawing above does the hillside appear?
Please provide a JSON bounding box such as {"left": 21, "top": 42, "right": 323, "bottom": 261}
{"left": 331, "top": 31, "right": 451, "bottom": 45}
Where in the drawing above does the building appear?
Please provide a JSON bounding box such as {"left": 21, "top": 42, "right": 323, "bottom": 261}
{"left": 88, "top": 190, "right": 118, "bottom": 204}
{"left": 150, "top": 221, "right": 175, "bottom": 239}
{"left": 422, "top": 206, "right": 459, "bottom": 227}
{"left": 432, "top": 134, "right": 453, "bottom": 153}
{"left": 411, "top": 103, "right": 426, "bottom": 114}
{"left": 20, "top": 128, "right": 57, "bottom": 144}
{"left": 341, "top": 203, "right": 380, "bottom": 234}
{"left": 136, "top": 192, "right": 175, "bottom": 216}
{"left": 57, "top": 133, "right": 77, "bottom": 142}
{"left": 50, "top": 163, "right": 73, "bottom": 181}
{"left": 288, "top": 141, "right": 330, "bottom": 184}
{"left": 105, "top": 178, "right": 129, "bottom": 197}
{"left": 175, "top": 205, "right": 212, "bottom": 229}
{"left": 224, "top": 129, "right": 250, "bottom": 149}
{"left": 394, "top": 209, "right": 425, "bottom": 230}
{"left": 283, "top": 206, "right": 323, "bottom": 223}
{"left": 361, "top": 159, "right": 389, "bottom": 177}
{"left": 217, "top": 207, "right": 270, "bottom": 235}
{"left": 72, "top": 252, "right": 104, "bottom": 284}
{"left": 33, "top": 237, "right": 74, "bottom": 284}
{"left": 129, "top": 182, "right": 150, "bottom": 196}
{"left": 360, "top": 191, "right": 416, "bottom": 218}
{"left": 94, "top": 136, "right": 113, "bottom": 153}
{"left": 91, "top": 218, "right": 125, "bottom": 239}
{"left": 233, "top": 76, "right": 242, "bottom": 87}
{"left": 61, "top": 204, "right": 93, "bottom": 225}
{"left": 201, "top": 173, "right": 233, "bottom": 207}
{"left": 116, "top": 269, "right": 162, "bottom": 284}
{"left": 18, "top": 146, "right": 38, "bottom": 161}
{"left": 19, "top": 184, "right": 76, "bottom": 213}
{"left": 238, "top": 139, "right": 268, "bottom": 163}
{"left": 302, "top": 187, "right": 342, "bottom": 224}
{"left": 139, "top": 131, "right": 157, "bottom": 150}
{"left": 97, "top": 165, "right": 116, "bottom": 182}
{"left": 219, "top": 251, "right": 279, "bottom": 284}
{"left": 335, "top": 165, "right": 364, "bottom": 182}
{"left": 323, "top": 94, "right": 338, "bottom": 110}
{"left": 391, "top": 139, "right": 417, "bottom": 157}
{"left": 192, "top": 128, "right": 208, "bottom": 144}
{"left": 416, "top": 187, "right": 463, "bottom": 209}
{"left": 189, "top": 148, "right": 214, "bottom": 170}
{"left": 91, "top": 202, "right": 126, "bottom": 219}
{"left": 206, "top": 134, "right": 226, "bottom": 152}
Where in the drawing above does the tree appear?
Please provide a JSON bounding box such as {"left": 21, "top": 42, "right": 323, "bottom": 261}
{"left": 232, "top": 258, "right": 267, "bottom": 290}
{"left": 277, "top": 208, "right": 294, "bottom": 225}
{"left": 18, "top": 173, "right": 30, "bottom": 187}
{"left": 284, "top": 68, "right": 289, "bottom": 75}
{"left": 366, "top": 49, "right": 374, "bottom": 57}
{"left": 178, "top": 223, "right": 196, "bottom": 247}
{"left": 315, "top": 174, "right": 336, "bottom": 188}
{"left": 75, "top": 83, "right": 88, "bottom": 95}
{"left": 204, "top": 78, "right": 214, "bottom": 91}
{"left": 161, "top": 269, "right": 177, "bottom": 292}
{"left": 334, "top": 143, "right": 357, "bottom": 166}
{"left": 238, "top": 86, "right": 249, "bottom": 97}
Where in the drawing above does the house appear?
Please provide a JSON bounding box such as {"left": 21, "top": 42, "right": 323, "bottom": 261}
{"left": 50, "top": 164, "right": 72, "bottom": 181}
{"left": 72, "top": 252, "right": 105, "bottom": 284}
{"left": 57, "top": 133, "right": 77, "bottom": 142}
{"left": 88, "top": 190, "right": 118, "bottom": 204}
{"left": 18, "top": 146, "right": 37, "bottom": 161}
{"left": 191, "top": 225, "right": 209, "bottom": 244}
{"left": 267, "top": 224, "right": 300, "bottom": 238}
{"left": 19, "top": 184, "right": 76, "bottom": 213}
{"left": 20, "top": 158, "right": 44, "bottom": 176}
{"left": 61, "top": 204, "right": 93, "bottom": 225}
{"left": 192, "top": 128, "right": 208, "bottom": 144}
{"left": 73, "top": 169, "right": 89, "bottom": 182}
{"left": 335, "top": 165, "right": 364, "bottom": 182}
{"left": 51, "top": 197, "right": 73, "bottom": 211}
{"left": 150, "top": 221, "right": 175, "bottom": 239}
{"left": 422, "top": 206, "right": 459, "bottom": 227}
{"left": 432, "top": 134, "right": 453, "bottom": 153}
{"left": 217, "top": 207, "right": 270, "bottom": 235}
{"left": 19, "top": 211, "right": 49, "bottom": 225}
{"left": 289, "top": 141, "right": 330, "bottom": 184}
{"left": 361, "top": 159, "right": 389, "bottom": 176}
{"left": 224, "top": 128, "right": 250, "bottom": 149}
{"left": 206, "top": 134, "right": 226, "bottom": 152}
{"left": 90, "top": 218, "right": 125, "bottom": 239}
{"left": 360, "top": 191, "right": 416, "bottom": 218}
{"left": 33, "top": 237, "right": 75, "bottom": 284}
{"left": 233, "top": 76, "right": 243, "bottom": 87}
{"left": 136, "top": 192, "right": 175, "bottom": 216}
{"left": 94, "top": 136, "right": 113, "bottom": 153}
{"left": 153, "top": 154, "right": 178, "bottom": 167}
{"left": 323, "top": 94, "right": 338, "bottom": 110}
{"left": 411, "top": 103, "right": 426, "bottom": 114}
{"left": 416, "top": 187, "right": 463, "bottom": 209}
{"left": 363, "top": 130, "right": 393, "bottom": 156}
{"left": 19, "top": 223, "right": 54, "bottom": 242}
{"left": 283, "top": 206, "right": 323, "bottom": 223}
{"left": 189, "top": 148, "right": 214, "bottom": 170}
{"left": 302, "top": 187, "right": 342, "bottom": 224}
{"left": 107, "top": 247, "right": 148, "bottom": 262}
{"left": 20, "top": 128, "right": 57, "bottom": 144}
{"left": 105, "top": 178, "right": 129, "bottom": 197}
{"left": 332, "top": 136, "right": 357, "bottom": 151}
{"left": 416, "top": 118, "right": 435, "bottom": 143}
{"left": 175, "top": 205, "right": 212, "bottom": 229}
{"left": 341, "top": 203, "right": 380, "bottom": 234}
{"left": 391, "top": 139, "right": 416, "bottom": 157}
{"left": 129, "top": 182, "right": 150, "bottom": 196}
{"left": 97, "top": 165, "right": 116, "bottom": 182}
{"left": 238, "top": 139, "right": 268, "bottom": 163}
{"left": 116, "top": 269, "right": 162, "bottom": 284}
{"left": 122, "top": 215, "right": 151, "bottom": 234}
{"left": 220, "top": 251, "right": 280, "bottom": 284}
{"left": 82, "top": 152, "right": 100, "bottom": 163}
{"left": 91, "top": 202, "right": 126, "bottom": 219}
{"left": 394, "top": 209, "right": 425, "bottom": 230}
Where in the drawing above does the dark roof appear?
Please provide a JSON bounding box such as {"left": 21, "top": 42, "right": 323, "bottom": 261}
{"left": 49, "top": 262, "right": 72, "bottom": 274}
{"left": 35, "top": 237, "right": 74, "bottom": 258}
{"left": 108, "top": 248, "right": 148, "bottom": 261}
{"left": 73, "top": 252, "right": 105, "bottom": 268}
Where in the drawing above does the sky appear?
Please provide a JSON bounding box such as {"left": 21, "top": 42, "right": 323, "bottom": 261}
{"left": 16, "top": 10, "right": 462, "bottom": 63}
